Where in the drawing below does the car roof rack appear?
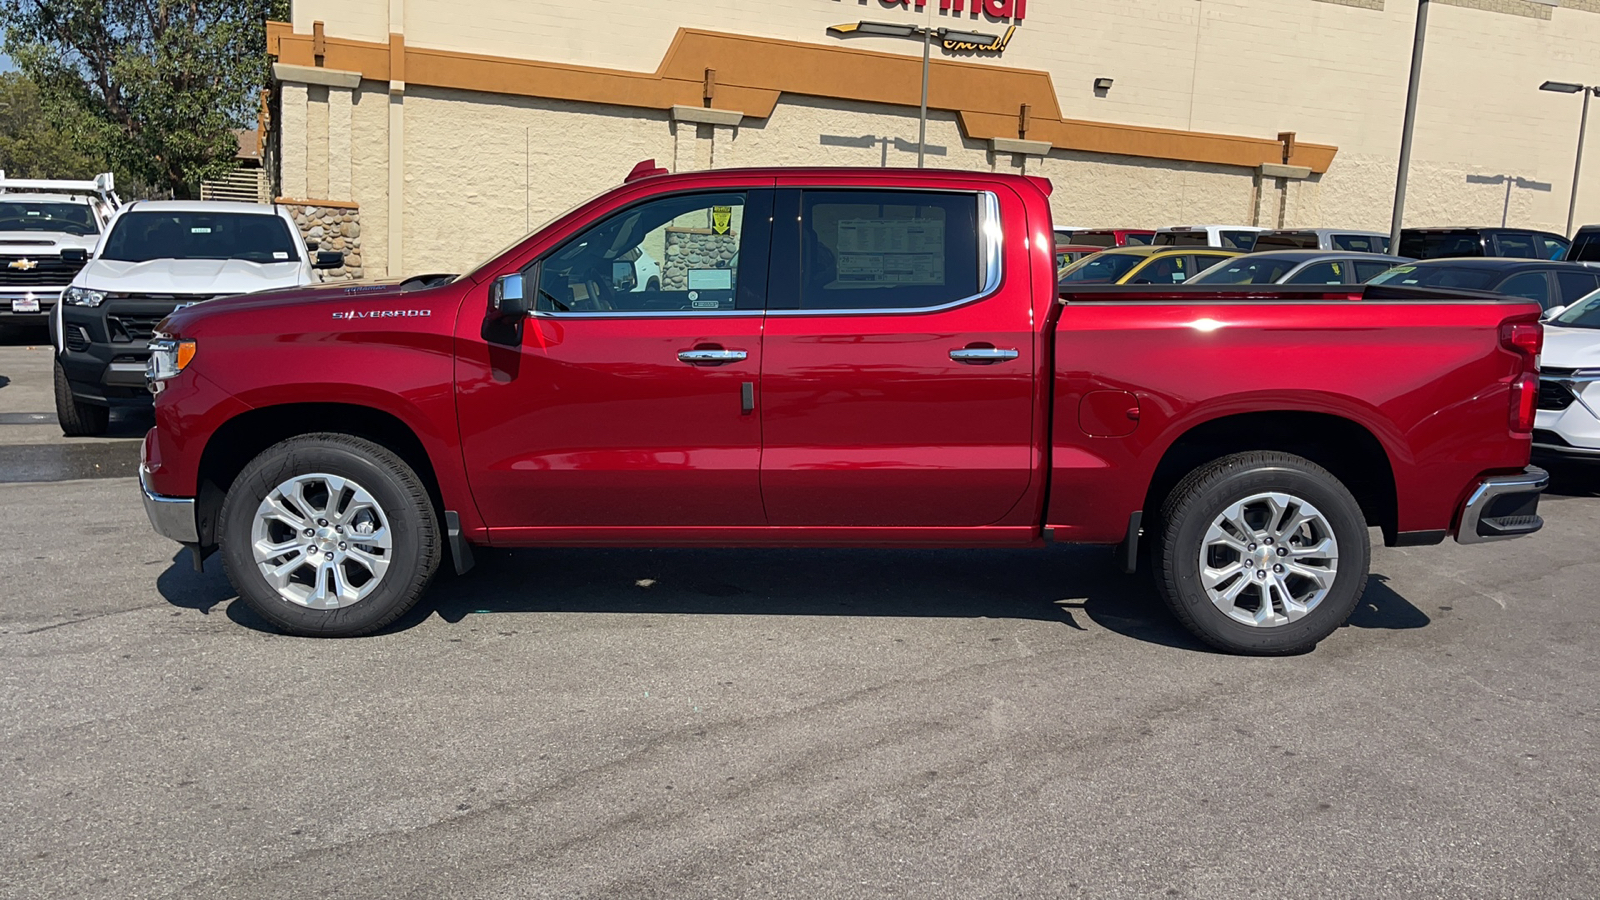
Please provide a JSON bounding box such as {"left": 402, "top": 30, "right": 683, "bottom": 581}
{"left": 0, "top": 171, "right": 121, "bottom": 207}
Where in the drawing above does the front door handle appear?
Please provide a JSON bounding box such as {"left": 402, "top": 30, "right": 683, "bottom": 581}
{"left": 949, "top": 347, "right": 1020, "bottom": 364}
{"left": 678, "top": 348, "right": 748, "bottom": 366}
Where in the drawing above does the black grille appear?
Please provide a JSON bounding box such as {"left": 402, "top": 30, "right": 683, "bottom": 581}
{"left": 0, "top": 254, "right": 86, "bottom": 287}
{"left": 1538, "top": 367, "right": 1577, "bottom": 411}
{"left": 1533, "top": 429, "right": 1570, "bottom": 447}
{"left": 107, "top": 315, "right": 165, "bottom": 343}
{"left": 64, "top": 325, "right": 91, "bottom": 352}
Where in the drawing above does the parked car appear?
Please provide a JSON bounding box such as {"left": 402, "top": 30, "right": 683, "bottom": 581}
{"left": 1366, "top": 258, "right": 1600, "bottom": 313}
{"left": 1154, "top": 225, "right": 1266, "bottom": 251}
{"left": 1070, "top": 229, "right": 1155, "bottom": 248}
{"left": 52, "top": 200, "right": 344, "bottom": 436}
{"left": 1399, "top": 227, "right": 1569, "bottom": 261}
{"left": 139, "top": 164, "right": 1548, "bottom": 655}
{"left": 1059, "top": 245, "right": 1239, "bottom": 285}
{"left": 0, "top": 171, "right": 120, "bottom": 325}
{"left": 1533, "top": 289, "right": 1600, "bottom": 464}
{"left": 1187, "top": 250, "right": 1411, "bottom": 286}
{"left": 1251, "top": 229, "right": 1391, "bottom": 254}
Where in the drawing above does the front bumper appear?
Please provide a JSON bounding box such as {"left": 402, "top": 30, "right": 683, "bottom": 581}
{"left": 140, "top": 464, "right": 198, "bottom": 544}
{"left": 1455, "top": 466, "right": 1548, "bottom": 545}
{"left": 0, "top": 287, "right": 61, "bottom": 322}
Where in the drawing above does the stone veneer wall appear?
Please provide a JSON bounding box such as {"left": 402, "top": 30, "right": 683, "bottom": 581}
{"left": 279, "top": 202, "right": 364, "bottom": 281}
{"left": 662, "top": 229, "right": 737, "bottom": 291}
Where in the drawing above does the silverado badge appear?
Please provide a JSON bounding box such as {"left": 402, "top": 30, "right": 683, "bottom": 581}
{"left": 8, "top": 258, "right": 38, "bottom": 271}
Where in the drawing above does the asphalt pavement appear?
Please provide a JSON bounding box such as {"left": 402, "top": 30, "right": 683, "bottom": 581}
{"left": 1, "top": 335, "right": 1598, "bottom": 899}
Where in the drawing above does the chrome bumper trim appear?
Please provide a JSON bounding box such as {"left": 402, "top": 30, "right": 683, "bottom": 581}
{"left": 1455, "top": 466, "right": 1548, "bottom": 545}
{"left": 140, "top": 465, "right": 198, "bottom": 544}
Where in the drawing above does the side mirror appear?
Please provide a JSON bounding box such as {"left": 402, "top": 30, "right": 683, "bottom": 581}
{"left": 313, "top": 250, "right": 344, "bottom": 270}
{"left": 1543, "top": 304, "right": 1568, "bottom": 321}
{"left": 611, "top": 260, "right": 637, "bottom": 292}
{"left": 61, "top": 248, "right": 89, "bottom": 263}
{"left": 491, "top": 273, "right": 529, "bottom": 317}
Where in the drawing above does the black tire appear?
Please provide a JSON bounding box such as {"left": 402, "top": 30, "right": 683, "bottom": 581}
{"left": 1152, "top": 451, "right": 1369, "bottom": 655}
{"left": 219, "top": 433, "right": 441, "bottom": 637}
{"left": 54, "top": 358, "right": 109, "bottom": 437}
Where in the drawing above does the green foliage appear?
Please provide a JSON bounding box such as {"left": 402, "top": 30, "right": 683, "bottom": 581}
{"left": 0, "top": 71, "right": 105, "bottom": 180}
{"left": 0, "top": 1, "right": 290, "bottom": 198}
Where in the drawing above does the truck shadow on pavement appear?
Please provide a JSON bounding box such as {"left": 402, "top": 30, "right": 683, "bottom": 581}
{"left": 157, "top": 544, "right": 1431, "bottom": 653}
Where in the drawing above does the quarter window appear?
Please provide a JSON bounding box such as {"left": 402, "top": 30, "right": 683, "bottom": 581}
{"left": 532, "top": 192, "right": 746, "bottom": 313}
{"left": 1495, "top": 272, "right": 1552, "bottom": 307}
{"left": 1557, "top": 271, "right": 1600, "bottom": 302}
{"left": 797, "top": 191, "right": 981, "bottom": 310}
{"left": 1284, "top": 261, "right": 1346, "bottom": 285}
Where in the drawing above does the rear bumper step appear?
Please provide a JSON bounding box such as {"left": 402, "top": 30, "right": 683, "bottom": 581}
{"left": 1455, "top": 466, "right": 1548, "bottom": 545}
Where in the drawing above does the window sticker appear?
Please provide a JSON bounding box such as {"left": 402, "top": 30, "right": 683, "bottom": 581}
{"left": 711, "top": 206, "right": 732, "bottom": 235}
{"left": 687, "top": 268, "right": 733, "bottom": 291}
{"left": 191, "top": 227, "right": 212, "bottom": 234}
{"left": 836, "top": 218, "right": 945, "bottom": 285}
{"left": 273, "top": 251, "right": 289, "bottom": 260}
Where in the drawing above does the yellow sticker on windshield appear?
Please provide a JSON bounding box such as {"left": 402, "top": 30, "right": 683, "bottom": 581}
{"left": 711, "top": 206, "right": 732, "bottom": 235}
{"left": 1332, "top": 262, "right": 1342, "bottom": 276}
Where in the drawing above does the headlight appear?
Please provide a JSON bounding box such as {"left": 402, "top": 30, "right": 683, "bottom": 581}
{"left": 62, "top": 286, "right": 107, "bottom": 307}
{"left": 146, "top": 337, "right": 197, "bottom": 386}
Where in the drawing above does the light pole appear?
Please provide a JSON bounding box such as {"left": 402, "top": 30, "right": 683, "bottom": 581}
{"left": 1541, "top": 80, "right": 1598, "bottom": 237}
{"left": 1389, "top": 0, "right": 1431, "bottom": 252}
{"left": 827, "top": 21, "right": 997, "bottom": 167}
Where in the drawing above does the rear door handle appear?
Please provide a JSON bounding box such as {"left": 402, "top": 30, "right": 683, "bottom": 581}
{"left": 678, "top": 349, "right": 748, "bottom": 366}
{"left": 949, "top": 347, "right": 1019, "bottom": 364}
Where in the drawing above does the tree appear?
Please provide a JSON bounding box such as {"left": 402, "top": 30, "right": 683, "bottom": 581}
{"left": 0, "top": 71, "right": 105, "bottom": 179}
{"left": 0, "top": 1, "right": 289, "bottom": 198}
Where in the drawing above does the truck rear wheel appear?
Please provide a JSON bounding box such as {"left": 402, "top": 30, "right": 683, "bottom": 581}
{"left": 54, "top": 358, "right": 109, "bottom": 436}
{"left": 1153, "top": 451, "right": 1369, "bottom": 655}
{"left": 218, "top": 434, "right": 441, "bottom": 637}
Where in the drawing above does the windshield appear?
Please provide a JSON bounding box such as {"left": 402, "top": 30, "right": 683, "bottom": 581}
{"left": 1366, "top": 264, "right": 1499, "bottom": 290}
{"left": 1060, "top": 253, "right": 1142, "bottom": 284}
{"left": 1399, "top": 232, "right": 1481, "bottom": 259}
{"left": 0, "top": 200, "right": 99, "bottom": 236}
{"left": 1189, "top": 257, "right": 1298, "bottom": 284}
{"left": 1552, "top": 288, "right": 1600, "bottom": 329}
{"left": 1252, "top": 234, "right": 1317, "bottom": 252}
{"left": 1154, "top": 232, "right": 1210, "bottom": 247}
{"left": 102, "top": 211, "right": 299, "bottom": 264}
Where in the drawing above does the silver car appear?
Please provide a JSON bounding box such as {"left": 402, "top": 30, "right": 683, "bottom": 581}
{"left": 1187, "top": 250, "right": 1411, "bottom": 286}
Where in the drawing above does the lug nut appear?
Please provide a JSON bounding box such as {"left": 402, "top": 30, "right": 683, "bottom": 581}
{"left": 1277, "top": 547, "right": 1288, "bottom": 557}
{"left": 1247, "top": 543, "right": 1257, "bottom": 551}
{"left": 317, "top": 518, "right": 328, "bottom": 527}
{"left": 324, "top": 551, "right": 335, "bottom": 560}
{"left": 334, "top": 525, "right": 344, "bottom": 534}
{"left": 304, "top": 528, "right": 315, "bottom": 536}
{"left": 1274, "top": 564, "right": 1285, "bottom": 574}
{"left": 337, "top": 542, "right": 347, "bottom": 551}
{"left": 1264, "top": 538, "right": 1274, "bottom": 546}
{"left": 1256, "top": 569, "right": 1267, "bottom": 579}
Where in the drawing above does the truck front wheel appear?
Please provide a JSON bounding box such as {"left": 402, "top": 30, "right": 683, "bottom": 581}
{"left": 218, "top": 434, "right": 441, "bottom": 637}
{"left": 54, "top": 358, "right": 109, "bottom": 436}
{"left": 1153, "top": 451, "right": 1369, "bottom": 655}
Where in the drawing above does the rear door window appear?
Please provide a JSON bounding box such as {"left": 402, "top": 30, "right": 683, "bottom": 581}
{"left": 1538, "top": 235, "right": 1571, "bottom": 260}
{"left": 1332, "top": 234, "right": 1386, "bottom": 253}
{"left": 1353, "top": 260, "right": 1395, "bottom": 282}
{"left": 1556, "top": 270, "right": 1600, "bottom": 303}
{"left": 1284, "top": 261, "right": 1347, "bottom": 285}
{"left": 1128, "top": 255, "right": 1190, "bottom": 284}
{"left": 1495, "top": 271, "right": 1554, "bottom": 307}
{"left": 1492, "top": 232, "right": 1541, "bottom": 259}
{"left": 795, "top": 190, "right": 981, "bottom": 311}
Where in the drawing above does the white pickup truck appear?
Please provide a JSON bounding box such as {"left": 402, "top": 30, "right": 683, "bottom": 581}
{"left": 52, "top": 199, "right": 344, "bottom": 434}
{"left": 0, "top": 172, "right": 119, "bottom": 327}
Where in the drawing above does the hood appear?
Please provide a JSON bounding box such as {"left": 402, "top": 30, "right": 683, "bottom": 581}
{"left": 161, "top": 274, "right": 457, "bottom": 336}
{"left": 1541, "top": 325, "right": 1600, "bottom": 369}
{"left": 78, "top": 257, "right": 307, "bottom": 295}
{"left": 0, "top": 231, "right": 98, "bottom": 255}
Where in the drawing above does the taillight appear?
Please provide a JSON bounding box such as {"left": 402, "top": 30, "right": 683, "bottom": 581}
{"left": 1510, "top": 372, "right": 1538, "bottom": 433}
{"left": 1500, "top": 321, "right": 1543, "bottom": 359}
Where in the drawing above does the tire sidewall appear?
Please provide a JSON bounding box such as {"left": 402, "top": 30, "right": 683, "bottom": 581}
{"left": 1166, "top": 461, "right": 1369, "bottom": 654}
{"left": 221, "top": 438, "right": 435, "bottom": 636}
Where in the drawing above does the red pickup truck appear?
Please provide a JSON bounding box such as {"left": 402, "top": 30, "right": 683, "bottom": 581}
{"left": 139, "top": 165, "right": 1548, "bottom": 654}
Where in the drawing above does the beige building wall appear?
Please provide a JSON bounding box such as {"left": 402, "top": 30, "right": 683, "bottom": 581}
{"left": 278, "top": 0, "right": 1600, "bottom": 276}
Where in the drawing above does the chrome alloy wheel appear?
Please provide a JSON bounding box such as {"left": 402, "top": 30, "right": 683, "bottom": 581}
{"left": 1199, "top": 492, "right": 1340, "bottom": 628}
{"left": 249, "top": 473, "right": 393, "bottom": 609}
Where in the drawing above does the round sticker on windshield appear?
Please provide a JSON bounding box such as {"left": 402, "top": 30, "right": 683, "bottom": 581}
{"left": 688, "top": 291, "right": 699, "bottom": 301}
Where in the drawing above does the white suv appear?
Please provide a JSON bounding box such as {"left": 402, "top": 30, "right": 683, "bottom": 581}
{"left": 1534, "top": 289, "right": 1600, "bottom": 463}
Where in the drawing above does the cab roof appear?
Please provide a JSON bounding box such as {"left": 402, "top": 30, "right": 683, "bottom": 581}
{"left": 122, "top": 199, "right": 283, "bottom": 215}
